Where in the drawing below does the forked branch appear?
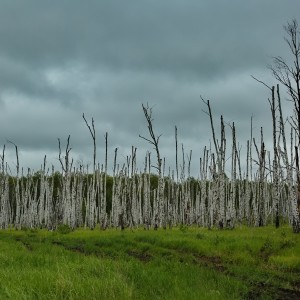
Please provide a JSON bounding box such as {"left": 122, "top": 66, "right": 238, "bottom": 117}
{"left": 139, "top": 103, "right": 162, "bottom": 176}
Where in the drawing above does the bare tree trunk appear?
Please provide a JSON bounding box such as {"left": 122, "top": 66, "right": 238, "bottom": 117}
{"left": 228, "top": 122, "right": 237, "bottom": 229}
{"left": 254, "top": 128, "right": 266, "bottom": 227}
{"left": 269, "top": 86, "right": 280, "bottom": 228}
{"left": 270, "top": 20, "right": 300, "bottom": 232}
{"left": 100, "top": 133, "right": 108, "bottom": 229}
{"left": 139, "top": 104, "right": 163, "bottom": 228}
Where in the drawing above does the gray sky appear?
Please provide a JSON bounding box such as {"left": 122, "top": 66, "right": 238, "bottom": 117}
{"left": 0, "top": 1, "right": 298, "bottom": 177}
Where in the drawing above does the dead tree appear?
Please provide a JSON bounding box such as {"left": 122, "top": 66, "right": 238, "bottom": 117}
{"left": 139, "top": 103, "right": 164, "bottom": 229}
{"left": 250, "top": 82, "right": 281, "bottom": 228}
{"left": 269, "top": 86, "right": 280, "bottom": 228}
{"left": 8, "top": 141, "right": 21, "bottom": 228}
{"left": 112, "top": 147, "right": 119, "bottom": 227}
{"left": 202, "top": 99, "right": 226, "bottom": 228}
{"left": 253, "top": 128, "right": 266, "bottom": 227}
{"left": 175, "top": 126, "right": 179, "bottom": 182}
{"left": 83, "top": 113, "right": 96, "bottom": 173}
{"left": 201, "top": 99, "right": 220, "bottom": 166}
{"left": 101, "top": 132, "right": 108, "bottom": 229}
{"left": 57, "top": 135, "right": 74, "bottom": 226}
{"left": 139, "top": 104, "right": 162, "bottom": 176}
{"left": 270, "top": 19, "right": 300, "bottom": 232}
{"left": 58, "top": 135, "right": 73, "bottom": 174}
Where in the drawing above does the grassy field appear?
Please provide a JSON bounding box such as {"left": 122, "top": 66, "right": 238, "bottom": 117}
{"left": 0, "top": 225, "right": 299, "bottom": 299}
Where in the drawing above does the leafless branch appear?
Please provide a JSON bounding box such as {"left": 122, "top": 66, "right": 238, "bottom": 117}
{"left": 83, "top": 113, "right": 96, "bottom": 172}
{"left": 7, "top": 140, "right": 19, "bottom": 175}
{"left": 58, "top": 135, "right": 72, "bottom": 174}
{"left": 139, "top": 103, "right": 162, "bottom": 176}
{"left": 251, "top": 75, "right": 272, "bottom": 91}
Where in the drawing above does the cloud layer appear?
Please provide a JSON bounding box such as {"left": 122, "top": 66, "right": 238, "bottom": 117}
{"left": 0, "top": 1, "right": 299, "bottom": 175}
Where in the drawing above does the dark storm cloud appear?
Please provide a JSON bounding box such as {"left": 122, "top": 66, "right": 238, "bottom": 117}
{"left": 0, "top": 1, "right": 294, "bottom": 76}
{"left": 0, "top": 0, "right": 299, "bottom": 174}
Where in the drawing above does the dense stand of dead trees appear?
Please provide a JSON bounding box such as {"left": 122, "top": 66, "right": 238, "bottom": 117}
{"left": 0, "top": 20, "right": 299, "bottom": 232}
{"left": 0, "top": 87, "right": 297, "bottom": 231}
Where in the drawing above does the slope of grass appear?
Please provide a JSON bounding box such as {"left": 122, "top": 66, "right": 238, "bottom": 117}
{"left": 0, "top": 225, "right": 299, "bottom": 299}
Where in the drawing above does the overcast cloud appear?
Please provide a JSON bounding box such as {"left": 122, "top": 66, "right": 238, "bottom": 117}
{"left": 0, "top": 0, "right": 299, "bottom": 176}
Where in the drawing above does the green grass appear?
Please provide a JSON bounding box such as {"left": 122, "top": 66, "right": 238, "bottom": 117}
{"left": 0, "top": 226, "right": 299, "bottom": 299}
